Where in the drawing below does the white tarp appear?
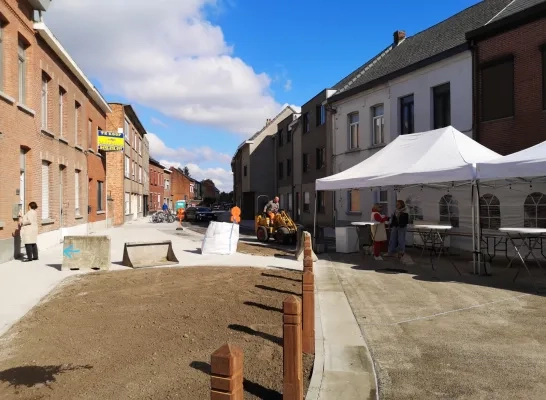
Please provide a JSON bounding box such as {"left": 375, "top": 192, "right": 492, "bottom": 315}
{"left": 201, "top": 221, "right": 239, "bottom": 255}
{"left": 477, "top": 140, "right": 546, "bottom": 180}
{"left": 316, "top": 126, "right": 501, "bottom": 190}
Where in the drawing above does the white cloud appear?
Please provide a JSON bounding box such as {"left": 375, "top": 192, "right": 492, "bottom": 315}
{"left": 150, "top": 117, "right": 168, "bottom": 128}
{"left": 284, "top": 79, "right": 292, "bottom": 92}
{"left": 45, "top": 0, "right": 292, "bottom": 136}
{"left": 161, "top": 160, "right": 232, "bottom": 192}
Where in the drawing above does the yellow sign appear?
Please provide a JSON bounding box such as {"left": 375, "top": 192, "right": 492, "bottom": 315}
{"left": 98, "top": 131, "right": 124, "bottom": 151}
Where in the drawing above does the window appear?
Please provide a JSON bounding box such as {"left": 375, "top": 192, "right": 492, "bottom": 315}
{"left": 481, "top": 57, "right": 514, "bottom": 121}
{"left": 97, "top": 181, "right": 104, "bottom": 211}
{"left": 138, "top": 195, "right": 142, "bottom": 212}
{"left": 479, "top": 194, "right": 500, "bottom": 229}
{"left": 288, "top": 193, "right": 293, "bottom": 211}
{"left": 400, "top": 94, "right": 414, "bottom": 134}
{"left": 124, "top": 119, "right": 130, "bottom": 143}
{"left": 303, "top": 112, "right": 310, "bottom": 133}
{"left": 348, "top": 113, "right": 359, "bottom": 149}
{"left": 125, "top": 192, "right": 130, "bottom": 214}
{"left": 316, "top": 105, "right": 326, "bottom": 126}
{"left": 74, "top": 101, "right": 81, "bottom": 145}
{"left": 302, "top": 153, "right": 309, "bottom": 173}
{"left": 18, "top": 39, "right": 26, "bottom": 104}
{"left": 280, "top": 194, "right": 285, "bottom": 209}
{"left": 20, "top": 149, "right": 26, "bottom": 215}
{"left": 88, "top": 119, "right": 93, "bottom": 149}
{"left": 287, "top": 159, "right": 292, "bottom": 177}
{"left": 432, "top": 83, "right": 451, "bottom": 129}
{"left": 41, "top": 72, "right": 49, "bottom": 129}
{"left": 405, "top": 196, "right": 423, "bottom": 224}
{"left": 316, "top": 148, "right": 325, "bottom": 169}
{"left": 378, "top": 190, "right": 388, "bottom": 215}
{"left": 41, "top": 161, "right": 50, "bottom": 219}
{"left": 278, "top": 161, "right": 283, "bottom": 179}
{"left": 348, "top": 190, "right": 360, "bottom": 213}
{"left": 139, "top": 138, "right": 142, "bottom": 154}
{"left": 524, "top": 192, "right": 546, "bottom": 228}
{"left": 124, "top": 155, "right": 130, "bottom": 178}
{"left": 303, "top": 192, "right": 310, "bottom": 212}
{"left": 243, "top": 165, "right": 247, "bottom": 177}
{"left": 75, "top": 170, "right": 80, "bottom": 216}
{"left": 59, "top": 87, "right": 65, "bottom": 137}
{"left": 139, "top": 166, "right": 142, "bottom": 183}
{"left": 317, "top": 191, "right": 325, "bottom": 212}
{"left": 278, "top": 129, "right": 283, "bottom": 147}
{"left": 372, "top": 105, "right": 384, "bottom": 145}
{"left": 0, "top": 22, "right": 4, "bottom": 91}
{"left": 439, "top": 194, "right": 459, "bottom": 228}
{"left": 287, "top": 127, "right": 292, "bottom": 142}
{"left": 132, "top": 161, "right": 135, "bottom": 180}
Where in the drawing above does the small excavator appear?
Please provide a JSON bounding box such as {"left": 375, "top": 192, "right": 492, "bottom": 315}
{"left": 255, "top": 210, "right": 298, "bottom": 245}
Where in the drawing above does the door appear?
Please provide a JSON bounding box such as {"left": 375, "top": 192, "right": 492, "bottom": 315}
{"left": 295, "top": 192, "right": 300, "bottom": 222}
{"left": 19, "top": 150, "right": 26, "bottom": 215}
{"left": 59, "top": 166, "right": 65, "bottom": 242}
{"left": 132, "top": 194, "right": 138, "bottom": 220}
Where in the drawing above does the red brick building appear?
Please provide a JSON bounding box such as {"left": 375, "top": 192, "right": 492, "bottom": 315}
{"left": 169, "top": 167, "right": 192, "bottom": 204}
{"left": 201, "top": 179, "right": 219, "bottom": 200}
{"left": 467, "top": 1, "right": 546, "bottom": 155}
{"left": 149, "top": 157, "right": 165, "bottom": 212}
{"left": 0, "top": 0, "right": 111, "bottom": 263}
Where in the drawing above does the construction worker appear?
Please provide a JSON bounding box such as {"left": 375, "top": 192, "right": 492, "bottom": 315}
{"left": 263, "top": 196, "right": 280, "bottom": 223}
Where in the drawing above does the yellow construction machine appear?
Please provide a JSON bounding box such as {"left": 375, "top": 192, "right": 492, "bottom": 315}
{"left": 255, "top": 210, "right": 298, "bottom": 244}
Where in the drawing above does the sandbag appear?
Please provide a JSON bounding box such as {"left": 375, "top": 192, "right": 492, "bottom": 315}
{"left": 201, "top": 221, "right": 239, "bottom": 255}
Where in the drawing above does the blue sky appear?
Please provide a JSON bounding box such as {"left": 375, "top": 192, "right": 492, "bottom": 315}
{"left": 47, "top": 0, "right": 482, "bottom": 191}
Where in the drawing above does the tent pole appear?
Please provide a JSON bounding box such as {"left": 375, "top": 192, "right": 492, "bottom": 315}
{"left": 471, "top": 181, "right": 477, "bottom": 275}
{"left": 313, "top": 191, "right": 318, "bottom": 242}
{"left": 476, "top": 180, "right": 483, "bottom": 275}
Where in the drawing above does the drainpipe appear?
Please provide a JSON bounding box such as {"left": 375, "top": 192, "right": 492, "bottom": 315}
{"left": 470, "top": 40, "right": 479, "bottom": 142}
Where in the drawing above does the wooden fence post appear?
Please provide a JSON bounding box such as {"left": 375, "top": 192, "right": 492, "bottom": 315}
{"left": 303, "top": 235, "right": 313, "bottom": 273}
{"left": 302, "top": 271, "right": 315, "bottom": 354}
{"left": 210, "top": 343, "right": 243, "bottom": 400}
{"left": 283, "top": 295, "right": 303, "bottom": 400}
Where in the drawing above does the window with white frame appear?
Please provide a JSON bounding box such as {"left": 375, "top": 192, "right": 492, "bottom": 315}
{"left": 41, "top": 72, "right": 48, "bottom": 129}
{"left": 479, "top": 193, "right": 501, "bottom": 229}
{"left": 524, "top": 192, "right": 546, "bottom": 228}
{"left": 75, "top": 170, "right": 80, "bottom": 215}
{"left": 405, "top": 196, "right": 424, "bottom": 224}
{"left": 348, "top": 190, "right": 360, "bottom": 213}
{"left": 88, "top": 119, "right": 93, "bottom": 149}
{"left": 125, "top": 192, "right": 130, "bottom": 214}
{"left": 74, "top": 101, "right": 81, "bottom": 145}
{"left": 303, "top": 192, "right": 310, "bottom": 212}
{"left": 97, "top": 181, "right": 104, "bottom": 211}
{"left": 18, "top": 39, "right": 27, "bottom": 104}
{"left": 348, "top": 113, "right": 359, "bottom": 149}
{"left": 124, "top": 155, "right": 130, "bottom": 178}
{"left": 372, "top": 104, "right": 384, "bottom": 145}
{"left": 439, "top": 194, "right": 459, "bottom": 228}
{"left": 41, "top": 161, "right": 50, "bottom": 219}
{"left": 59, "top": 87, "right": 65, "bottom": 137}
{"left": 139, "top": 166, "right": 142, "bottom": 183}
{"left": 378, "top": 190, "right": 388, "bottom": 215}
{"left": 124, "top": 119, "right": 130, "bottom": 143}
{"left": 132, "top": 161, "right": 135, "bottom": 180}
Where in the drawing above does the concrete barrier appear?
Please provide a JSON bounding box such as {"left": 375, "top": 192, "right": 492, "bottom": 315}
{"left": 62, "top": 235, "right": 111, "bottom": 271}
{"left": 122, "top": 240, "right": 179, "bottom": 269}
{"left": 296, "top": 231, "right": 318, "bottom": 262}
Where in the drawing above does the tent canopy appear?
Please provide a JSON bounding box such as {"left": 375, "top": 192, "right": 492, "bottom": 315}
{"left": 316, "top": 126, "right": 501, "bottom": 191}
{"left": 477, "top": 140, "right": 546, "bottom": 180}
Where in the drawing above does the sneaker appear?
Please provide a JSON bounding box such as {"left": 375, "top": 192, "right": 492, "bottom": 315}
{"left": 374, "top": 256, "right": 383, "bottom": 261}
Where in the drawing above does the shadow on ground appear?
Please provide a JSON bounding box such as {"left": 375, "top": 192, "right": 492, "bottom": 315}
{"left": 190, "top": 361, "right": 281, "bottom": 399}
{"left": 0, "top": 364, "right": 93, "bottom": 389}
{"left": 244, "top": 301, "right": 282, "bottom": 313}
{"left": 228, "top": 324, "right": 282, "bottom": 346}
{"left": 255, "top": 284, "right": 299, "bottom": 296}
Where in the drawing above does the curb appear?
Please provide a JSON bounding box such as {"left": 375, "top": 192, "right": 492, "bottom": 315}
{"left": 305, "top": 269, "right": 325, "bottom": 400}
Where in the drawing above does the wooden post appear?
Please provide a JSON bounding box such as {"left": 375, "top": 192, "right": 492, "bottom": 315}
{"left": 210, "top": 343, "right": 243, "bottom": 400}
{"left": 302, "top": 271, "right": 315, "bottom": 354}
{"left": 283, "top": 295, "right": 303, "bottom": 400}
{"left": 303, "top": 235, "right": 313, "bottom": 273}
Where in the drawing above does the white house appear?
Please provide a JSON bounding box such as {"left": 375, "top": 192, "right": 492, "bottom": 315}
{"left": 326, "top": 0, "right": 511, "bottom": 227}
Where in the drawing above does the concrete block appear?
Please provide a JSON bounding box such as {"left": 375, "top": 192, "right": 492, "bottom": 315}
{"left": 122, "top": 240, "right": 179, "bottom": 268}
{"left": 296, "top": 230, "right": 318, "bottom": 262}
{"left": 62, "top": 235, "right": 111, "bottom": 271}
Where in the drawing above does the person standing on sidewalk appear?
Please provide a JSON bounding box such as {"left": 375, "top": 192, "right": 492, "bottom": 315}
{"left": 18, "top": 202, "right": 39, "bottom": 262}
{"left": 371, "top": 203, "right": 388, "bottom": 261}
{"left": 388, "top": 200, "right": 409, "bottom": 258}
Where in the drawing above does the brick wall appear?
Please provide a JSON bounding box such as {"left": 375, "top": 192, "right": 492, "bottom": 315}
{"left": 475, "top": 18, "right": 546, "bottom": 155}
{"left": 105, "top": 105, "right": 125, "bottom": 226}
{"left": 163, "top": 171, "right": 172, "bottom": 208}
{"left": 169, "top": 167, "right": 191, "bottom": 203}
{"left": 149, "top": 163, "right": 164, "bottom": 212}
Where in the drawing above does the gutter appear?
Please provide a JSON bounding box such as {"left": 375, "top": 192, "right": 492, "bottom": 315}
{"left": 33, "top": 22, "right": 112, "bottom": 115}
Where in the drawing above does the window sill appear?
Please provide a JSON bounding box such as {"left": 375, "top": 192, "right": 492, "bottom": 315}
{"left": 41, "top": 129, "right": 55, "bottom": 138}
{"left": 96, "top": 211, "right": 106, "bottom": 215}
{"left": 481, "top": 116, "right": 514, "bottom": 124}
{"left": 75, "top": 145, "right": 83, "bottom": 152}
{"left": 75, "top": 215, "right": 83, "bottom": 220}
{"left": 59, "top": 137, "right": 69, "bottom": 144}
{"left": 0, "top": 220, "right": 4, "bottom": 228}
{"left": 88, "top": 148, "right": 95, "bottom": 154}
{"left": 95, "top": 152, "right": 103, "bottom": 158}
{"left": 0, "top": 91, "right": 15, "bottom": 105}
{"left": 368, "top": 144, "right": 386, "bottom": 150}
{"left": 346, "top": 148, "right": 362, "bottom": 154}
{"left": 17, "top": 103, "right": 36, "bottom": 116}
{"left": 346, "top": 212, "right": 362, "bottom": 216}
{"left": 41, "top": 219, "right": 55, "bottom": 226}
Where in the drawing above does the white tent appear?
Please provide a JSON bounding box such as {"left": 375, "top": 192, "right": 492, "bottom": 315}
{"left": 477, "top": 140, "right": 546, "bottom": 180}
{"left": 316, "top": 126, "right": 501, "bottom": 190}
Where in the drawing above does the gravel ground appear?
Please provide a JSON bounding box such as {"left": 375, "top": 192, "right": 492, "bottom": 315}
{"left": 0, "top": 267, "right": 313, "bottom": 400}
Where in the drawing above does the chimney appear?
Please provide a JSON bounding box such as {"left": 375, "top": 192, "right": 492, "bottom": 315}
{"left": 393, "top": 30, "right": 406, "bottom": 46}
{"left": 266, "top": 118, "right": 271, "bottom": 126}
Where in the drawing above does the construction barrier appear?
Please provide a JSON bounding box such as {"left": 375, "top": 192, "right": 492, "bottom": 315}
{"left": 62, "top": 235, "right": 111, "bottom": 271}
{"left": 121, "top": 240, "right": 179, "bottom": 269}
{"left": 295, "top": 230, "right": 318, "bottom": 262}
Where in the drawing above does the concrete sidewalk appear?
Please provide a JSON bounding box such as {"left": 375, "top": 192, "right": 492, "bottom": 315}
{"left": 0, "top": 218, "right": 302, "bottom": 338}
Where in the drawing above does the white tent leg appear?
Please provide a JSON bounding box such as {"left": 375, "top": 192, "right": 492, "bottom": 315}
{"left": 471, "top": 182, "right": 477, "bottom": 275}
{"left": 476, "top": 180, "right": 482, "bottom": 275}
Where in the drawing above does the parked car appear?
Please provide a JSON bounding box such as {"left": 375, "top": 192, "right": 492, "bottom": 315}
{"left": 184, "top": 207, "right": 217, "bottom": 222}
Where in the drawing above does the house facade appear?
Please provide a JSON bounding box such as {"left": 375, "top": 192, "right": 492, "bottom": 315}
{"left": 467, "top": 0, "right": 546, "bottom": 155}
{"left": 148, "top": 157, "right": 164, "bottom": 212}
{"left": 163, "top": 168, "right": 172, "bottom": 210}
{"left": 327, "top": 0, "right": 512, "bottom": 227}
{"left": 169, "top": 167, "right": 191, "bottom": 205}
{"left": 0, "top": 0, "right": 112, "bottom": 263}
{"left": 276, "top": 113, "right": 297, "bottom": 219}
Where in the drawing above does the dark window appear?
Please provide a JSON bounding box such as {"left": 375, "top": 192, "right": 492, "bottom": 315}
{"left": 243, "top": 165, "right": 247, "bottom": 177}
{"left": 97, "top": 181, "right": 104, "bottom": 211}
{"left": 479, "top": 194, "right": 501, "bottom": 229}
{"left": 316, "top": 148, "right": 325, "bottom": 169}
{"left": 315, "top": 105, "right": 326, "bottom": 126}
{"left": 287, "top": 127, "right": 292, "bottom": 142}
{"left": 317, "top": 191, "right": 325, "bottom": 212}
{"left": 303, "top": 153, "right": 309, "bottom": 173}
{"left": 278, "top": 129, "right": 283, "bottom": 147}
{"left": 400, "top": 94, "right": 414, "bottom": 134}
{"left": 287, "top": 159, "right": 292, "bottom": 177}
{"left": 481, "top": 57, "right": 514, "bottom": 121}
{"left": 433, "top": 83, "right": 451, "bottom": 129}
{"left": 524, "top": 192, "right": 546, "bottom": 228}
{"left": 278, "top": 162, "right": 283, "bottom": 179}
{"left": 439, "top": 194, "right": 459, "bottom": 228}
{"left": 303, "top": 113, "right": 310, "bottom": 133}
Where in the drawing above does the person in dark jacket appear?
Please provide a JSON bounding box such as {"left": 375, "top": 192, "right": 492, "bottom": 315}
{"left": 388, "top": 200, "right": 409, "bottom": 258}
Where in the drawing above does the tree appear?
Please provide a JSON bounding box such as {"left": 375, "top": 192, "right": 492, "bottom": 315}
{"left": 183, "top": 166, "right": 190, "bottom": 177}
